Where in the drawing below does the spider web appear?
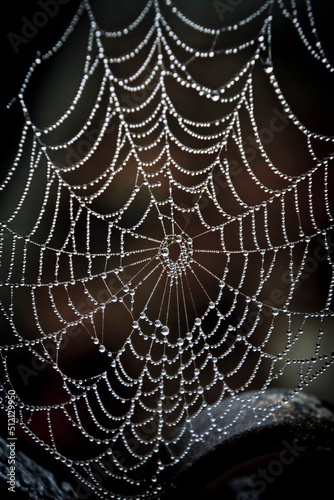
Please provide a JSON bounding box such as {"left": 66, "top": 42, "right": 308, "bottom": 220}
{"left": 0, "top": 0, "right": 334, "bottom": 498}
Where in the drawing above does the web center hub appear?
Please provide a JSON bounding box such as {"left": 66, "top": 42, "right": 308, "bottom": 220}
{"left": 158, "top": 234, "right": 193, "bottom": 279}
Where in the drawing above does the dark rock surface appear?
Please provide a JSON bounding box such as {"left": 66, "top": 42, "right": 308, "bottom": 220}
{"left": 0, "top": 390, "right": 333, "bottom": 499}
{"left": 0, "top": 435, "right": 78, "bottom": 499}
{"left": 160, "top": 390, "right": 334, "bottom": 499}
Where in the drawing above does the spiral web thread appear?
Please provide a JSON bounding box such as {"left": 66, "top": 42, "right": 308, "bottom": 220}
{"left": 0, "top": 0, "right": 334, "bottom": 497}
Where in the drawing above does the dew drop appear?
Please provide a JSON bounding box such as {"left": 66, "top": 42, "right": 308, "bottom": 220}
{"left": 264, "top": 63, "right": 273, "bottom": 74}
{"left": 161, "top": 247, "right": 169, "bottom": 257}
{"left": 161, "top": 326, "right": 169, "bottom": 335}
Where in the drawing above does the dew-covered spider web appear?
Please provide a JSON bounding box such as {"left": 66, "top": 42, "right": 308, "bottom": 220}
{"left": 0, "top": 0, "right": 334, "bottom": 498}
